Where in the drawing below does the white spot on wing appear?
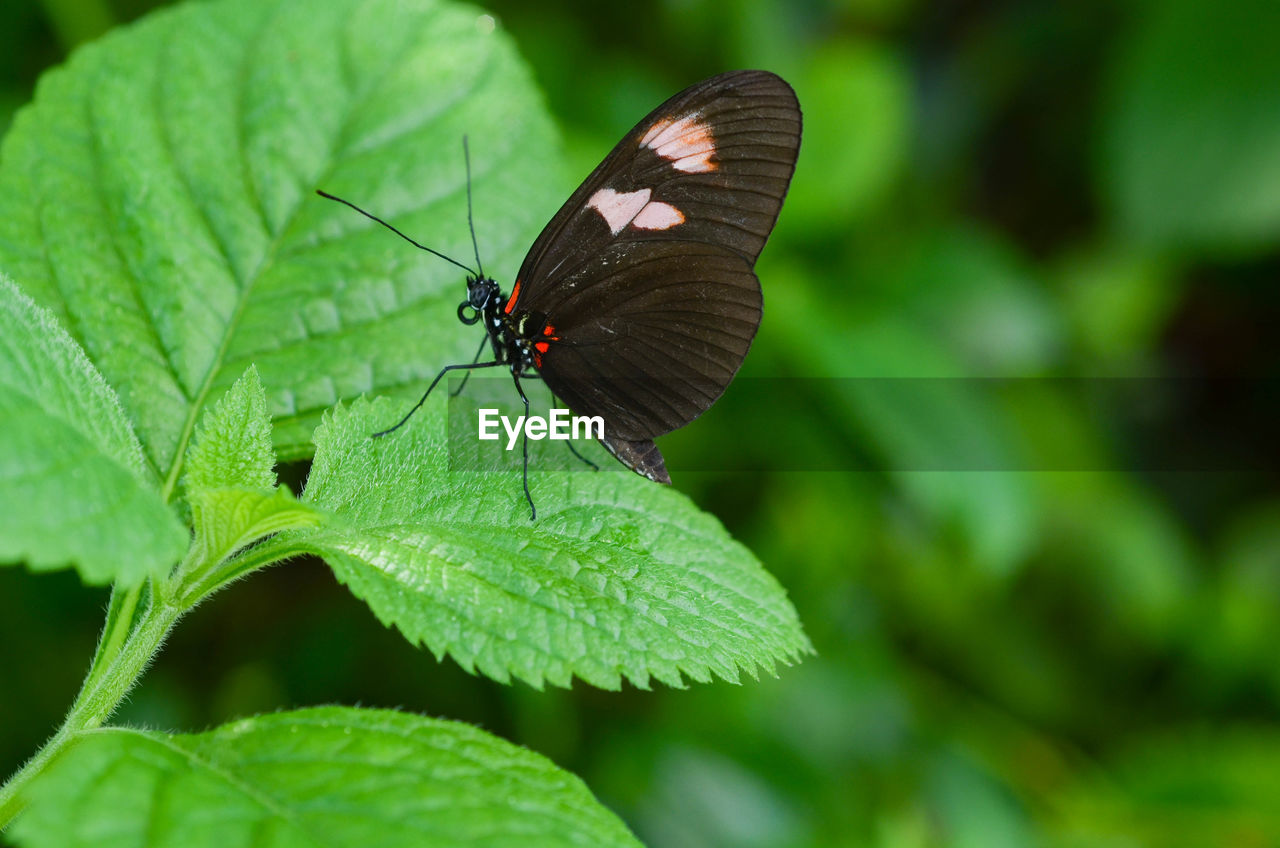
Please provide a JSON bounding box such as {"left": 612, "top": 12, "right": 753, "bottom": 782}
{"left": 640, "top": 113, "right": 717, "bottom": 173}
{"left": 632, "top": 200, "right": 684, "bottom": 230}
{"left": 640, "top": 119, "right": 671, "bottom": 147}
{"left": 587, "top": 188, "right": 685, "bottom": 234}
{"left": 587, "top": 187, "right": 651, "bottom": 235}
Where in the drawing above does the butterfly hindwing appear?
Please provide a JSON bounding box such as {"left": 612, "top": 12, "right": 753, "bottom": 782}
{"left": 599, "top": 435, "right": 671, "bottom": 485}
{"left": 535, "top": 240, "right": 762, "bottom": 440}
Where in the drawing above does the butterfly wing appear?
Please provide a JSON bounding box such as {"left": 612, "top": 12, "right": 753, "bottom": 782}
{"left": 511, "top": 70, "right": 801, "bottom": 481}
{"left": 510, "top": 70, "right": 801, "bottom": 294}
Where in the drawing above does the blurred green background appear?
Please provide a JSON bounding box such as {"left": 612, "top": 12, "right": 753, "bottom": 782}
{"left": 3, "top": 0, "right": 1280, "bottom": 845}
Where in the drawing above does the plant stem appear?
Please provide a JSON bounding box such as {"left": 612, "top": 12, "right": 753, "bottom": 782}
{"left": 80, "top": 583, "right": 145, "bottom": 698}
{"left": 0, "top": 583, "right": 183, "bottom": 831}
{"left": 178, "top": 535, "right": 313, "bottom": 607}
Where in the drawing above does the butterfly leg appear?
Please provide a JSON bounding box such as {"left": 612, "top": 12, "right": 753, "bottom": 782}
{"left": 563, "top": 440, "right": 600, "bottom": 472}
{"left": 449, "top": 334, "right": 491, "bottom": 397}
{"left": 512, "top": 372, "right": 536, "bottom": 520}
{"left": 373, "top": 359, "right": 505, "bottom": 437}
{"left": 550, "top": 393, "right": 599, "bottom": 471}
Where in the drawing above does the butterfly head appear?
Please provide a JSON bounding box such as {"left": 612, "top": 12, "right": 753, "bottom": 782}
{"left": 457, "top": 274, "right": 500, "bottom": 325}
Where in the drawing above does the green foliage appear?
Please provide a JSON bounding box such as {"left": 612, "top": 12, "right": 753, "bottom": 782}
{"left": 0, "top": 0, "right": 809, "bottom": 843}
{"left": 11, "top": 707, "right": 641, "bottom": 848}
{"left": 296, "top": 397, "right": 811, "bottom": 689}
{"left": 0, "top": 0, "right": 562, "bottom": 480}
{"left": 4, "top": 0, "right": 1280, "bottom": 844}
{"left": 189, "top": 487, "right": 319, "bottom": 584}
{"left": 768, "top": 261, "right": 1039, "bottom": 574}
{"left": 185, "top": 366, "right": 276, "bottom": 495}
{"left": 784, "top": 41, "right": 908, "bottom": 234}
{"left": 1057, "top": 730, "right": 1280, "bottom": 846}
{"left": 182, "top": 365, "right": 320, "bottom": 583}
{"left": 0, "top": 276, "right": 187, "bottom": 585}
{"left": 1104, "top": 0, "right": 1280, "bottom": 252}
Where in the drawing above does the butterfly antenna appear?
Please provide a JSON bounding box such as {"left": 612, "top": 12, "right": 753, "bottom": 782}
{"left": 315, "top": 190, "right": 477, "bottom": 276}
{"left": 462, "top": 136, "right": 486, "bottom": 279}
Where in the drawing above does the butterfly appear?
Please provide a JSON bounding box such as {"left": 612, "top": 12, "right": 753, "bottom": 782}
{"left": 320, "top": 70, "right": 802, "bottom": 518}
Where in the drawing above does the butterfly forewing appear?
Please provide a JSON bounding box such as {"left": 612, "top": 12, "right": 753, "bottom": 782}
{"left": 512, "top": 70, "right": 801, "bottom": 300}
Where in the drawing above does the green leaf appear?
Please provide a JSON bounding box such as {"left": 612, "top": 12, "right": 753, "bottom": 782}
{"left": 0, "top": 276, "right": 187, "bottom": 585}
{"left": 185, "top": 365, "right": 276, "bottom": 495}
{"left": 293, "top": 396, "right": 811, "bottom": 690}
{"left": 0, "top": 0, "right": 562, "bottom": 490}
{"left": 190, "top": 487, "right": 321, "bottom": 575}
{"left": 10, "top": 706, "right": 641, "bottom": 848}
{"left": 178, "top": 366, "right": 320, "bottom": 596}
{"left": 1103, "top": 0, "right": 1280, "bottom": 252}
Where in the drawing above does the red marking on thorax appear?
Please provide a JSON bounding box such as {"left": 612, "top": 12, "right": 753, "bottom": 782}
{"left": 504, "top": 279, "right": 522, "bottom": 313}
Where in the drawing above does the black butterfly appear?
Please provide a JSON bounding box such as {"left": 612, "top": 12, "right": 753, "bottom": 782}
{"left": 320, "top": 70, "right": 802, "bottom": 518}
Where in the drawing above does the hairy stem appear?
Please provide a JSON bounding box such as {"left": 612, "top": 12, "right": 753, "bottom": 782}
{"left": 178, "top": 534, "right": 312, "bottom": 608}
{"left": 80, "top": 583, "right": 145, "bottom": 698}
